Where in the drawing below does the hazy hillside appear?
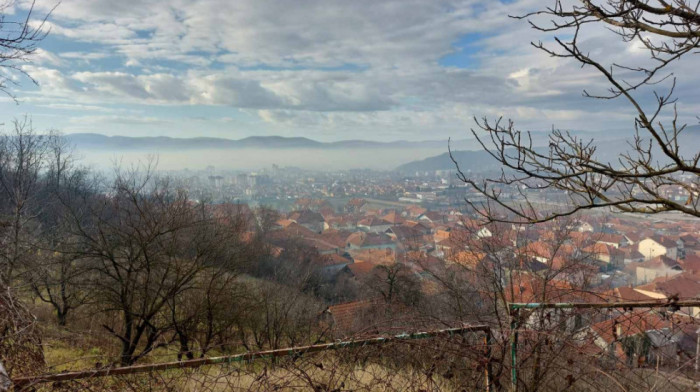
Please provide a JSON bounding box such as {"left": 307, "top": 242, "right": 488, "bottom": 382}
{"left": 395, "top": 149, "right": 503, "bottom": 173}
{"left": 66, "top": 127, "right": 699, "bottom": 172}
{"left": 65, "top": 128, "right": 647, "bottom": 152}
{"left": 396, "top": 127, "right": 700, "bottom": 173}
{"left": 65, "top": 133, "right": 477, "bottom": 151}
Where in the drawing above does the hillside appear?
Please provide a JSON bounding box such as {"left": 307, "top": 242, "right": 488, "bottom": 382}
{"left": 396, "top": 127, "right": 700, "bottom": 173}
{"left": 65, "top": 133, "right": 477, "bottom": 151}
{"left": 395, "top": 149, "right": 503, "bottom": 173}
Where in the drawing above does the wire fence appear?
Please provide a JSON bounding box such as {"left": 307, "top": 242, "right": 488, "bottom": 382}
{"left": 508, "top": 300, "right": 700, "bottom": 392}
{"left": 12, "top": 301, "right": 700, "bottom": 391}
{"left": 12, "top": 325, "right": 493, "bottom": 391}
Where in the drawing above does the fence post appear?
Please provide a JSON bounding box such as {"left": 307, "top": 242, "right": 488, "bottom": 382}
{"left": 484, "top": 330, "right": 493, "bottom": 392}
{"left": 696, "top": 328, "right": 700, "bottom": 372}
{"left": 510, "top": 306, "right": 519, "bottom": 392}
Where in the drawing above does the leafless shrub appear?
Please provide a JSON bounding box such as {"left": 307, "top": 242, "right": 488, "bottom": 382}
{"left": 0, "top": 287, "right": 43, "bottom": 380}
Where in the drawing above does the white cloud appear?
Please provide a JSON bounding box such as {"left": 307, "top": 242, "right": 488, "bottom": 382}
{"left": 8, "top": 0, "right": 698, "bottom": 140}
{"left": 33, "top": 49, "right": 64, "bottom": 66}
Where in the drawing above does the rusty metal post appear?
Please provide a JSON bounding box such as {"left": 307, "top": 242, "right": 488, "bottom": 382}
{"left": 696, "top": 327, "right": 700, "bottom": 373}
{"left": 484, "top": 329, "right": 494, "bottom": 392}
{"left": 510, "top": 307, "right": 519, "bottom": 392}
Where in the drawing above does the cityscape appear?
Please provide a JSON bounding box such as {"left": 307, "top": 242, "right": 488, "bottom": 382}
{"left": 0, "top": 0, "right": 698, "bottom": 391}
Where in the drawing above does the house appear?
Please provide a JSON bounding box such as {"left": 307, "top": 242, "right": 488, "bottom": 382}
{"left": 357, "top": 216, "right": 392, "bottom": 233}
{"left": 433, "top": 227, "right": 451, "bottom": 243}
{"left": 603, "top": 286, "right": 658, "bottom": 303}
{"left": 595, "top": 233, "right": 632, "bottom": 249}
{"left": 295, "top": 198, "right": 332, "bottom": 212}
{"left": 638, "top": 235, "right": 678, "bottom": 260}
{"left": 404, "top": 205, "right": 427, "bottom": 218}
{"left": 385, "top": 225, "right": 428, "bottom": 251}
{"left": 381, "top": 210, "right": 404, "bottom": 225}
{"left": 275, "top": 218, "right": 295, "bottom": 228}
{"left": 320, "top": 299, "right": 380, "bottom": 337}
{"left": 636, "top": 272, "right": 700, "bottom": 316}
{"left": 446, "top": 250, "right": 484, "bottom": 269}
{"left": 676, "top": 237, "right": 687, "bottom": 259}
{"left": 347, "top": 248, "right": 396, "bottom": 265}
{"left": 328, "top": 215, "right": 359, "bottom": 231}
{"left": 406, "top": 221, "right": 433, "bottom": 235}
{"left": 318, "top": 229, "right": 352, "bottom": 248}
{"left": 620, "top": 247, "right": 646, "bottom": 264}
{"left": 574, "top": 220, "right": 595, "bottom": 232}
{"left": 635, "top": 255, "right": 682, "bottom": 284}
{"left": 289, "top": 210, "right": 326, "bottom": 233}
{"left": 272, "top": 222, "right": 317, "bottom": 239}
{"left": 446, "top": 209, "right": 463, "bottom": 222}
{"left": 318, "top": 253, "right": 353, "bottom": 280}
{"left": 680, "top": 235, "right": 700, "bottom": 257}
{"left": 506, "top": 272, "right": 576, "bottom": 303}
{"left": 586, "top": 311, "right": 683, "bottom": 368}
{"left": 304, "top": 237, "right": 344, "bottom": 255}
{"left": 344, "top": 198, "right": 367, "bottom": 213}
{"left": 434, "top": 236, "right": 465, "bottom": 259}
{"left": 519, "top": 241, "right": 554, "bottom": 264}
{"left": 584, "top": 243, "right": 624, "bottom": 268}
{"left": 346, "top": 232, "right": 397, "bottom": 251}
{"left": 320, "top": 298, "right": 416, "bottom": 338}
{"left": 461, "top": 219, "right": 493, "bottom": 238}
{"left": 680, "top": 254, "right": 700, "bottom": 273}
{"left": 505, "top": 272, "right": 601, "bottom": 331}
{"left": 417, "top": 211, "right": 446, "bottom": 225}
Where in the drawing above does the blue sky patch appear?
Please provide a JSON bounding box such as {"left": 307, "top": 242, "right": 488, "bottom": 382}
{"left": 438, "top": 32, "right": 488, "bottom": 69}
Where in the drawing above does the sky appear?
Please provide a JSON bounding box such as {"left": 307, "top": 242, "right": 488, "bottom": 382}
{"left": 0, "top": 0, "right": 698, "bottom": 142}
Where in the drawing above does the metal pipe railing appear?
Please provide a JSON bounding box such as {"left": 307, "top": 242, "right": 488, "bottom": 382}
{"left": 509, "top": 300, "right": 700, "bottom": 309}
{"left": 14, "top": 325, "right": 491, "bottom": 389}
{"left": 507, "top": 300, "right": 700, "bottom": 391}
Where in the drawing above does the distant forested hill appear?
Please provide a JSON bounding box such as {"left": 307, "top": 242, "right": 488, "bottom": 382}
{"left": 65, "top": 133, "right": 477, "bottom": 151}
{"left": 395, "top": 126, "right": 700, "bottom": 173}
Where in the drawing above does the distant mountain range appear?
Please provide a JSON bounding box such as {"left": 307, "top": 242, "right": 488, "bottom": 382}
{"left": 64, "top": 128, "right": 647, "bottom": 152}
{"left": 66, "top": 125, "right": 699, "bottom": 172}
{"left": 65, "top": 133, "right": 476, "bottom": 150}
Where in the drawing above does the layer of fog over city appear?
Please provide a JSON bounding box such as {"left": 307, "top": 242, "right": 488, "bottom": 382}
{"left": 73, "top": 128, "right": 699, "bottom": 172}
{"left": 79, "top": 147, "right": 444, "bottom": 171}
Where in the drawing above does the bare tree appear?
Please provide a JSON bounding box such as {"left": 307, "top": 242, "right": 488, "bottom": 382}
{"left": 0, "top": 0, "right": 53, "bottom": 99}
{"left": 65, "top": 166, "right": 237, "bottom": 365}
{"left": 0, "top": 118, "right": 52, "bottom": 286}
{"left": 29, "top": 135, "right": 92, "bottom": 326}
{"left": 0, "top": 120, "right": 63, "bottom": 381}
{"left": 362, "top": 263, "right": 422, "bottom": 306}
{"left": 457, "top": 0, "right": 700, "bottom": 224}
{"left": 0, "top": 1, "right": 56, "bottom": 382}
{"left": 415, "top": 217, "right": 609, "bottom": 390}
{"left": 168, "top": 268, "right": 244, "bottom": 360}
{"left": 233, "top": 279, "right": 324, "bottom": 351}
{"left": 167, "top": 204, "right": 252, "bottom": 360}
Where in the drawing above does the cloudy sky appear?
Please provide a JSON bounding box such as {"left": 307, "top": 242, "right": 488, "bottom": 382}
{"left": 1, "top": 0, "right": 698, "bottom": 142}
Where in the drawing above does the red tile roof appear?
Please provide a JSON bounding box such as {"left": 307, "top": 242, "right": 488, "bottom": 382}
{"left": 325, "top": 300, "right": 377, "bottom": 335}
{"left": 604, "top": 286, "right": 657, "bottom": 302}
{"left": 591, "top": 311, "right": 670, "bottom": 345}
{"left": 346, "top": 262, "right": 376, "bottom": 278}
{"left": 636, "top": 272, "right": 700, "bottom": 299}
